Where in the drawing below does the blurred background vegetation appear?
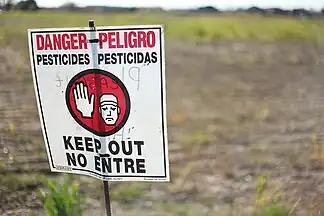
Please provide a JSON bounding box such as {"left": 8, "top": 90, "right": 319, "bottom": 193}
{"left": 1, "top": 0, "right": 324, "bottom": 216}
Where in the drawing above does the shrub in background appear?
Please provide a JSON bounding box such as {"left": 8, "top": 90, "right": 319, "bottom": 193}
{"left": 39, "top": 175, "right": 86, "bottom": 216}
{"left": 254, "top": 173, "right": 291, "bottom": 216}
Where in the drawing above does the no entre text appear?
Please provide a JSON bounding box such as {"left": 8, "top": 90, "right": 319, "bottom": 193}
{"left": 63, "top": 136, "right": 147, "bottom": 174}
{"left": 35, "top": 31, "right": 157, "bottom": 51}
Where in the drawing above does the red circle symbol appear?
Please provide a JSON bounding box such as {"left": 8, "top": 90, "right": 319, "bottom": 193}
{"left": 66, "top": 69, "right": 131, "bottom": 137}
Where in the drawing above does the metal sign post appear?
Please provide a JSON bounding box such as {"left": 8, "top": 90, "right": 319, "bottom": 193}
{"left": 88, "top": 20, "right": 112, "bottom": 216}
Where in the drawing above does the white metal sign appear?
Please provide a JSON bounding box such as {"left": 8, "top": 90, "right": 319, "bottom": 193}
{"left": 27, "top": 25, "right": 169, "bottom": 182}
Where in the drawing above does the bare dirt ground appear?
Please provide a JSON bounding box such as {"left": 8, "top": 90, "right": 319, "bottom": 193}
{"left": 1, "top": 38, "right": 324, "bottom": 216}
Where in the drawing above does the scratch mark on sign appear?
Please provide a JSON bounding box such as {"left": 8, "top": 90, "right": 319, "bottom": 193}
{"left": 128, "top": 66, "right": 141, "bottom": 90}
{"left": 126, "top": 126, "right": 135, "bottom": 139}
{"left": 55, "top": 74, "right": 63, "bottom": 87}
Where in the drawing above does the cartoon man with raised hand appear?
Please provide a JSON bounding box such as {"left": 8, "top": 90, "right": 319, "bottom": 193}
{"left": 73, "top": 82, "right": 120, "bottom": 126}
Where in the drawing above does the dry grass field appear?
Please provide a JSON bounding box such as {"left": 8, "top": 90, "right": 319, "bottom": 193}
{"left": 1, "top": 11, "right": 324, "bottom": 216}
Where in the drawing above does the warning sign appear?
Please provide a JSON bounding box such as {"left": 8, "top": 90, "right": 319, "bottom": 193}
{"left": 27, "top": 25, "right": 169, "bottom": 182}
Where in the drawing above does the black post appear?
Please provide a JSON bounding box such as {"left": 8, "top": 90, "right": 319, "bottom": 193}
{"left": 103, "top": 180, "right": 112, "bottom": 216}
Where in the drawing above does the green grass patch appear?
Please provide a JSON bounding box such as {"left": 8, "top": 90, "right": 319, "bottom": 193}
{"left": 258, "top": 204, "right": 290, "bottom": 216}
{"left": 0, "top": 173, "right": 47, "bottom": 190}
{"left": 0, "top": 11, "right": 323, "bottom": 46}
{"left": 181, "top": 129, "right": 210, "bottom": 146}
{"left": 110, "top": 182, "right": 146, "bottom": 202}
